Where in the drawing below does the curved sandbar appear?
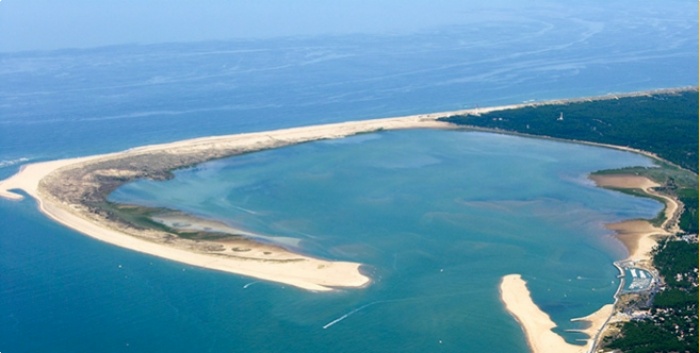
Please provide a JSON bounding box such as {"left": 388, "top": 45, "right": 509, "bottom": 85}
{"left": 0, "top": 90, "right": 687, "bottom": 337}
{"left": 500, "top": 274, "right": 613, "bottom": 353}
{"left": 589, "top": 174, "right": 680, "bottom": 262}
{"left": 498, "top": 176, "right": 681, "bottom": 353}
{"left": 0, "top": 114, "right": 459, "bottom": 291}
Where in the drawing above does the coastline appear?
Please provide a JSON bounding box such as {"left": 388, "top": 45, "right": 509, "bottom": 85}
{"left": 0, "top": 159, "right": 372, "bottom": 292}
{"left": 589, "top": 174, "right": 679, "bottom": 262}
{"left": 0, "top": 90, "right": 690, "bottom": 350}
{"left": 500, "top": 274, "right": 610, "bottom": 353}
{"left": 0, "top": 114, "right": 457, "bottom": 291}
{"left": 498, "top": 173, "right": 682, "bottom": 353}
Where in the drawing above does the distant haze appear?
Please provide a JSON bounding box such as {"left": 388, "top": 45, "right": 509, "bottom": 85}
{"left": 0, "top": 0, "right": 504, "bottom": 51}
{"left": 1, "top": 0, "right": 693, "bottom": 52}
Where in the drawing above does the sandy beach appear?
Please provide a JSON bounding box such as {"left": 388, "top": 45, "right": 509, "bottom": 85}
{"left": 0, "top": 95, "right": 686, "bottom": 353}
{"left": 589, "top": 174, "right": 678, "bottom": 261}
{"left": 499, "top": 174, "right": 680, "bottom": 353}
{"left": 0, "top": 113, "right": 460, "bottom": 291}
{"left": 0, "top": 160, "right": 371, "bottom": 292}
{"left": 500, "top": 274, "right": 611, "bottom": 353}
{"left": 607, "top": 220, "right": 663, "bottom": 262}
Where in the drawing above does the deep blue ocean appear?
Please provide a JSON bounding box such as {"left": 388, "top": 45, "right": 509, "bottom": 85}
{"left": 1, "top": 2, "right": 697, "bottom": 352}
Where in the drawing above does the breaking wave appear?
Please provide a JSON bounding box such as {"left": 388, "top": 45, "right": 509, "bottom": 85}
{"left": 0, "top": 157, "right": 29, "bottom": 168}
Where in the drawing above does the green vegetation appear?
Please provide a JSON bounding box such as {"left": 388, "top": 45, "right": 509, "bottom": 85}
{"left": 106, "top": 203, "right": 240, "bottom": 241}
{"left": 655, "top": 241, "right": 700, "bottom": 289}
{"left": 106, "top": 203, "right": 174, "bottom": 233}
{"left": 592, "top": 165, "right": 699, "bottom": 230}
{"left": 590, "top": 184, "right": 668, "bottom": 226}
{"left": 441, "top": 88, "right": 699, "bottom": 352}
{"left": 678, "top": 188, "right": 699, "bottom": 234}
{"left": 592, "top": 165, "right": 698, "bottom": 190}
{"left": 604, "top": 241, "right": 698, "bottom": 353}
{"left": 442, "top": 90, "right": 699, "bottom": 237}
{"left": 441, "top": 90, "right": 698, "bottom": 172}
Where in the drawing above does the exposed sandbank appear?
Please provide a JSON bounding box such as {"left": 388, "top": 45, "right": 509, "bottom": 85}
{"left": 0, "top": 93, "right": 686, "bottom": 347}
{"left": 606, "top": 220, "right": 662, "bottom": 263}
{"left": 0, "top": 114, "right": 458, "bottom": 291}
{"left": 589, "top": 174, "right": 678, "bottom": 262}
{"left": 500, "top": 175, "right": 679, "bottom": 353}
{"left": 500, "top": 274, "right": 607, "bottom": 353}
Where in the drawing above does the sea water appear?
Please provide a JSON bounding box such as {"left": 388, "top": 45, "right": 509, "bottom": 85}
{"left": 1, "top": 2, "right": 697, "bottom": 352}
{"left": 109, "top": 129, "right": 661, "bottom": 351}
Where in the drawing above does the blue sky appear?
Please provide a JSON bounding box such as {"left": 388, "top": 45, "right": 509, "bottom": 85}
{"left": 0, "top": 0, "right": 538, "bottom": 52}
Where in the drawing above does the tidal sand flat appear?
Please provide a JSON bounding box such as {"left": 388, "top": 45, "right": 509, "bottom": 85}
{"left": 111, "top": 127, "right": 663, "bottom": 351}
{"left": 1, "top": 100, "right": 668, "bottom": 351}
{"left": 2, "top": 2, "right": 696, "bottom": 348}
{"left": 1, "top": 98, "right": 625, "bottom": 291}
{"left": 0, "top": 114, "right": 457, "bottom": 291}
{"left": 589, "top": 174, "right": 679, "bottom": 262}
{"left": 500, "top": 274, "right": 613, "bottom": 353}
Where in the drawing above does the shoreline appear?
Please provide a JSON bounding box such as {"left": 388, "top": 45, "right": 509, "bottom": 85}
{"left": 0, "top": 89, "right": 691, "bottom": 349}
{"left": 500, "top": 274, "right": 611, "bottom": 353}
{"left": 0, "top": 115, "right": 458, "bottom": 291}
{"left": 589, "top": 174, "right": 679, "bottom": 262}
{"left": 498, "top": 173, "right": 682, "bottom": 353}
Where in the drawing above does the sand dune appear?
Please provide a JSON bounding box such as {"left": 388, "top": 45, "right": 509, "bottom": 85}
{"left": 0, "top": 114, "right": 456, "bottom": 291}
{"left": 0, "top": 98, "right": 683, "bottom": 351}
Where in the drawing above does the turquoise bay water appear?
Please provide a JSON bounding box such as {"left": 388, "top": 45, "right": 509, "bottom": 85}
{"left": 0, "top": 2, "right": 695, "bottom": 351}
{"left": 110, "top": 130, "right": 661, "bottom": 351}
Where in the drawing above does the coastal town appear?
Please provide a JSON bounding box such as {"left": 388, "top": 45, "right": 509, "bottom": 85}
{"left": 443, "top": 90, "right": 698, "bottom": 353}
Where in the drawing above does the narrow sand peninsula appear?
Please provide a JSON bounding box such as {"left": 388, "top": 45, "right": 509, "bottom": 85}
{"left": 1, "top": 158, "right": 369, "bottom": 291}
{"left": 0, "top": 114, "right": 459, "bottom": 291}
{"left": 0, "top": 92, "right": 689, "bottom": 353}
{"left": 500, "top": 175, "right": 681, "bottom": 353}
{"left": 500, "top": 274, "right": 609, "bottom": 353}
{"left": 589, "top": 174, "right": 678, "bottom": 261}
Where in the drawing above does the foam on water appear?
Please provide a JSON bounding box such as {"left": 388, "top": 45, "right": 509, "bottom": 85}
{"left": 0, "top": 157, "right": 29, "bottom": 168}
{"left": 0, "top": 3, "right": 696, "bottom": 351}
{"left": 110, "top": 129, "right": 662, "bottom": 349}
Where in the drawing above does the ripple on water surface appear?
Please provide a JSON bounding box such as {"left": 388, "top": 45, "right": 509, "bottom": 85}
{"left": 109, "top": 129, "right": 663, "bottom": 350}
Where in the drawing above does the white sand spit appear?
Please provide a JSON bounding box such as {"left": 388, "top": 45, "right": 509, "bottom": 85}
{"left": 500, "top": 274, "right": 601, "bottom": 353}
{"left": 0, "top": 114, "right": 459, "bottom": 291}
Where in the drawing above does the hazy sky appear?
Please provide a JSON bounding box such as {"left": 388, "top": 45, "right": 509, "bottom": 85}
{"left": 0, "top": 0, "right": 535, "bottom": 52}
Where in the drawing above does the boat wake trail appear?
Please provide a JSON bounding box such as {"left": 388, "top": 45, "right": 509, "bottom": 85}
{"left": 321, "top": 290, "right": 490, "bottom": 330}
{"left": 322, "top": 301, "right": 384, "bottom": 329}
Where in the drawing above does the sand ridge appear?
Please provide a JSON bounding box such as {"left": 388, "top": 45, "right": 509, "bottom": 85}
{"left": 499, "top": 175, "right": 681, "bottom": 353}
{"left": 589, "top": 174, "right": 679, "bottom": 261}
{"left": 0, "top": 95, "right": 686, "bottom": 351}
{"left": 0, "top": 114, "right": 460, "bottom": 291}
{"left": 500, "top": 274, "right": 598, "bottom": 353}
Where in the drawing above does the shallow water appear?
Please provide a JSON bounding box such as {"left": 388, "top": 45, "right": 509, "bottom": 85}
{"left": 0, "top": 2, "right": 695, "bottom": 351}
{"left": 110, "top": 129, "right": 662, "bottom": 350}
